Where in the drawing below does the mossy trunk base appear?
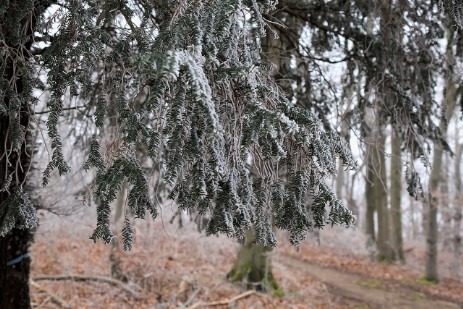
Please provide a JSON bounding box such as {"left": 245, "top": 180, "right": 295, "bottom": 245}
{"left": 227, "top": 234, "right": 282, "bottom": 296}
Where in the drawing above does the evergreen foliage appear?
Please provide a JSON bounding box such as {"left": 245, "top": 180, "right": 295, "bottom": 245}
{"left": 440, "top": 0, "right": 463, "bottom": 27}
{"left": 271, "top": 0, "right": 455, "bottom": 202}
{"left": 0, "top": 0, "right": 358, "bottom": 247}
{"left": 0, "top": 188, "right": 38, "bottom": 237}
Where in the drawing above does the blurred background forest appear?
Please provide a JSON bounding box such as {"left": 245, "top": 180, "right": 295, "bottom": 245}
{"left": 2, "top": 0, "right": 463, "bottom": 308}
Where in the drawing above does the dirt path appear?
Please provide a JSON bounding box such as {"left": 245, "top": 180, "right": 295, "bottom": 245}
{"left": 276, "top": 255, "right": 461, "bottom": 309}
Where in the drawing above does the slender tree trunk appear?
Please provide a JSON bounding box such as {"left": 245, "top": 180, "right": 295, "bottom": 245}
{"left": 409, "top": 195, "right": 418, "bottom": 241}
{"left": 365, "top": 158, "right": 376, "bottom": 244}
{"left": 374, "top": 132, "right": 393, "bottom": 262}
{"left": 440, "top": 154, "right": 453, "bottom": 251}
{"left": 390, "top": 126, "right": 404, "bottom": 262}
{"left": 452, "top": 143, "right": 463, "bottom": 278}
{"left": 425, "top": 26, "right": 457, "bottom": 282}
{"left": 347, "top": 171, "right": 359, "bottom": 220}
{"left": 336, "top": 107, "right": 350, "bottom": 201}
{"left": 364, "top": 104, "right": 377, "bottom": 247}
{"left": 110, "top": 180, "right": 128, "bottom": 281}
{"left": 422, "top": 204, "right": 428, "bottom": 237}
{"left": 365, "top": 118, "right": 394, "bottom": 261}
{"left": 336, "top": 155, "right": 345, "bottom": 199}
{"left": 426, "top": 149, "right": 442, "bottom": 282}
{"left": 364, "top": 1, "right": 402, "bottom": 263}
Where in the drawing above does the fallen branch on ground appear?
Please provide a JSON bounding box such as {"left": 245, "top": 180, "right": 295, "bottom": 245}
{"left": 186, "top": 290, "right": 257, "bottom": 309}
{"left": 30, "top": 279, "right": 72, "bottom": 309}
{"left": 33, "top": 275, "right": 141, "bottom": 300}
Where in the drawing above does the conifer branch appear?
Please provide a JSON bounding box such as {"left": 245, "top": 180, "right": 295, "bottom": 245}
{"left": 33, "top": 105, "right": 87, "bottom": 115}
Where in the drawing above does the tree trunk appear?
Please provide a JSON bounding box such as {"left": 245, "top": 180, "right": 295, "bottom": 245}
{"left": 374, "top": 132, "right": 393, "bottom": 262}
{"left": 0, "top": 85, "right": 34, "bottom": 309}
{"left": 364, "top": 105, "right": 377, "bottom": 247}
{"left": 365, "top": 122, "right": 394, "bottom": 261}
{"left": 424, "top": 26, "right": 457, "bottom": 282}
{"left": 110, "top": 180, "right": 128, "bottom": 281}
{"left": 0, "top": 2, "right": 47, "bottom": 307}
{"left": 409, "top": 195, "right": 418, "bottom": 241}
{"left": 336, "top": 155, "right": 345, "bottom": 200}
{"left": 227, "top": 7, "right": 303, "bottom": 293}
{"left": 0, "top": 229, "right": 34, "bottom": 309}
{"left": 426, "top": 159, "right": 441, "bottom": 282}
{"left": 440, "top": 154, "right": 452, "bottom": 251}
{"left": 227, "top": 230, "right": 280, "bottom": 294}
{"left": 390, "top": 126, "right": 405, "bottom": 262}
{"left": 365, "top": 159, "right": 376, "bottom": 244}
{"left": 336, "top": 111, "right": 350, "bottom": 201}
{"left": 452, "top": 143, "right": 463, "bottom": 278}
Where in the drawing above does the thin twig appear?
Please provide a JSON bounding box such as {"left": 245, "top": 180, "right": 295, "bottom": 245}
{"left": 30, "top": 279, "right": 72, "bottom": 309}
{"left": 33, "top": 274, "right": 142, "bottom": 300}
{"left": 33, "top": 105, "right": 87, "bottom": 115}
{"left": 177, "top": 287, "right": 202, "bottom": 309}
{"left": 186, "top": 290, "right": 257, "bottom": 309}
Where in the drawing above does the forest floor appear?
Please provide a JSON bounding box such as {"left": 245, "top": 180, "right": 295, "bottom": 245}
{"left": 29, "top": 212, "right": 463, "bottom": 309}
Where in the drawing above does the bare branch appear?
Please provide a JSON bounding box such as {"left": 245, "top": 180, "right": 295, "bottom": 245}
{"left": 33, "top": 275, "right": 142, "bottom": 300}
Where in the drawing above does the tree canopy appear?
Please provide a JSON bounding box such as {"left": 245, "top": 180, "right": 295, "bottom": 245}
{"left": 1, "top": 0, "right": 462, "bottom": 249}
{"left": 1, "top": 0, "right": 360, "bottom": 250}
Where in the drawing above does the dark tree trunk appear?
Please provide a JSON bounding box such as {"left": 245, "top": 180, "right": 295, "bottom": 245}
{"left": 390, "top": 126, "right": 405, "bottom": 262}
{"left": 0, "top": 86, "right": 35, "bottom": 308}
{"left": 0, "top": 93, "right": 35, "bottom": 309}
{"left": 0, "top": 1, "right": 49, "bottom": 307}
{"left": 0, "top": 229, "right": 34, "bottom": 309}
{"left": 0, "top": 103, "right": 34, "bottom": 308}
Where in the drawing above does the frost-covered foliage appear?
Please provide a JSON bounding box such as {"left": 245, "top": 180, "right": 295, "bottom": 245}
{"left": 1, "top": 0, "right": 357, "bottom": 247}
{"left": 272, "top": 0, "right": 453, "bottom": 200}
{"left": 439, "top": 0, "right": 463, "bottom": 27}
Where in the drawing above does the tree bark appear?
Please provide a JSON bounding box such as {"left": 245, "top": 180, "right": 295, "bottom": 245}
{"left": 452, "top": 143, "right": 463, "bottom": 278}
{"left": 409, "top": 195, "right": 418, "bottom": 241}
{"left": 373, "top": 131, "right": 393, "bottom": 262}
{"left": 390, "top": 126, "right": 405, "bottom": 262}
{"left": 426, "top": 149, "right": 442, "bottom": 281}
{"left": 0, "top": 1, "right": 50, "bottom": 307}
{"left": 0, "top": 106, "right": 34, "bottom": 308}
{"left": 365, "top": 157, "right": 376, "bottom": 244}
{"left": 440, "top": 154, "right": 453, "bottom": 251}
{"left": 0, "top": 229, "right": 34, "bottom": 309}
{"left": 227, "top": 230, "right": 280, "bottom": 294}
{"left": 364, "top": 102, "right": 393, "bottom": 262}
{"left": 424, "top": 26, "right": 457, "bottom": 282}
{"left": 364, "top": 101, "right": 377, "bottom": 247}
